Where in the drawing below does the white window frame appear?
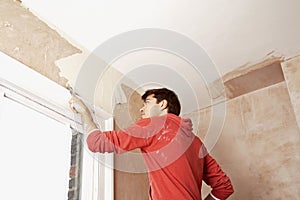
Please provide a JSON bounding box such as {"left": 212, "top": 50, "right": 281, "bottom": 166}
{"left": 0, "top": 52, "right": 114, "bottom": 200}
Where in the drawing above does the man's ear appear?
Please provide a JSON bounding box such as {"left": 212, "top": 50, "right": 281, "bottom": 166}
{"left": 159, "top": 100, "right": 168, "bottom": 110}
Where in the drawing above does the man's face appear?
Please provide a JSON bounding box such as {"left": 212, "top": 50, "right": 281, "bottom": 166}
{"left": 140, "top": 94, "right": 163, "bottom": 119}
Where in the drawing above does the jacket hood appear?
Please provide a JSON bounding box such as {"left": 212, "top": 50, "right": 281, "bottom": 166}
{"left": 166, "top": 114, "right": 194, "bottom": 137}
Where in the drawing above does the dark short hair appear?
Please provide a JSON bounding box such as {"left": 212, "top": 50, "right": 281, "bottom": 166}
{"left": 141, "top": 88, "right": 181, "bottom": 116}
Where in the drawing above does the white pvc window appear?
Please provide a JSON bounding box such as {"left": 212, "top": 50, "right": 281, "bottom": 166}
{"left": 0, "top": 52, "right": 114, "bottom": 200}
{"left": 0, "top": 94, "right": 72, "bottom": 200}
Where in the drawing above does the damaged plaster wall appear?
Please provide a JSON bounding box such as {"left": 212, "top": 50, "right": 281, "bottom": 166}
{"left": 282, "top": 56, "right": 300, "bottom": 130}
{"left": 0, "top": 0, "right": 133, "bottom": 115}
{"left": 185, "top": 56, "right": 300, "bottom": 199}
{"left": 113, "top": 84, "right": 149, "bottom": 200}
{"left": 56, "top": 50, "right": 139, "bottom": 115}
{"left": 0, "top": 0, "right": 80, "bottom": 87}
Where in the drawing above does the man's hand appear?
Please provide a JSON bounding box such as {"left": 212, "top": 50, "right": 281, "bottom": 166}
{"left": 69, "top": 96, "right": 97, "bottom": 133}
{"left": 69, "top": 96, "right": 89, "bottom": 114}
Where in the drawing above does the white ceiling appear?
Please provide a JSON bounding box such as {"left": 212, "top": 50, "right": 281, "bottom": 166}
{"left": 22, "top": 0, "right": 300, "bottom": 72}
{"left": 20, "top": 0, "right": 300, "bottom": 114}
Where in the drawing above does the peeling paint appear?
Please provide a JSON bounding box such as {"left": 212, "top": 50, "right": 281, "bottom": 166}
{"left": 0, "top": 0, "right": 81, "bottom": 87}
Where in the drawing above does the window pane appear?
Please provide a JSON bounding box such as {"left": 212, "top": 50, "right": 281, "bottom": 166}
{"left": 0, "top": 97, "right": 72, "bottom": 200}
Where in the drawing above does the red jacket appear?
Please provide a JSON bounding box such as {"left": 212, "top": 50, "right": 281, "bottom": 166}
{"left": 87, "top": 114, "right": 234, "bottom": 200}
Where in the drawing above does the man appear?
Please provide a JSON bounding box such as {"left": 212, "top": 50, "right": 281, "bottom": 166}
{"left": 69, "top": 88, "right": 234, "bottom": 200}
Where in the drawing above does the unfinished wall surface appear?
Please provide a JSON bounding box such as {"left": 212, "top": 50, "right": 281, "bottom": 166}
{"left": 282, "top": 56, "right": 300, "bottom": 131}
{"left": 224, "top": 58, "right": 284, "bottom": 99}
{"left": 113, "top": 85, "right": 149, "bottom": 200}
{"left": 0, "top": 0, "right": 80, "bottom": 87}
{"left": 215, "top": 83, "right": 299, "bottom": 199}
{"left": 185, "top": 58, "right": 300, "bottom": 199}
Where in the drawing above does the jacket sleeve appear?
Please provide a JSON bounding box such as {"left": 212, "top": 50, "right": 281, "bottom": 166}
{"left": 202, "top": 154, "right": 234, "bottom": 200}
{"left": 86, "top": 118, "right": 155, "bottom": 153}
